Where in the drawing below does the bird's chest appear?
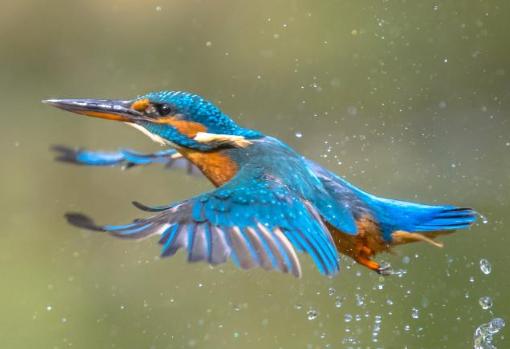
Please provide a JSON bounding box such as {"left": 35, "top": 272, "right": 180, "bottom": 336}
{"left": 179, "top": 149, "right": 239, "bottom": 187}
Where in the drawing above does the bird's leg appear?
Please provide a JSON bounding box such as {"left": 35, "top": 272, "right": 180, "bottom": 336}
{"left": 352, "top": 239, "right": 392, "bottom": 275}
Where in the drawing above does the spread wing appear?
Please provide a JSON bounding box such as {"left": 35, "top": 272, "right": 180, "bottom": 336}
{"left": 51, "top": 145, "right": 201, "bottom": 174}
{"left": 67, "top": 170, "right": 340, "bottom": 277}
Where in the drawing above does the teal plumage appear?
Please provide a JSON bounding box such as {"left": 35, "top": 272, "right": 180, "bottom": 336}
{"left": 45, "top": 91, "right": 477, "bottom": 277}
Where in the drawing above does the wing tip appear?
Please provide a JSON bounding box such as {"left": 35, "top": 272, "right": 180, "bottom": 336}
{"left": 132, "top": 200, "right": 158, "bottom": 212}
{"left": 51, "top": 145, "right": 80, "bottom": 164}
{"left": 65, "top": 212, "right": 104, "bottom": 231}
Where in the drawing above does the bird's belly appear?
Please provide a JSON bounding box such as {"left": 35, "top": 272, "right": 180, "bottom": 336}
{"left": 328, "top": 216, "right": 391, "bottom": 262}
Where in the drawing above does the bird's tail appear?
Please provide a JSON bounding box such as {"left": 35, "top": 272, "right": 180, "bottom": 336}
{"left": 372, "top": 197, "right": 477, "bottom": 236}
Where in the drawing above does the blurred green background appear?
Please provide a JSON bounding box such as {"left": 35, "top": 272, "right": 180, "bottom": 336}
{"left": 0, "top": 1, "right": 508, "bottom": 348}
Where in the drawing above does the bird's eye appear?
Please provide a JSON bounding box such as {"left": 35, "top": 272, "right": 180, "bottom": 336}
{"left": 154, "top": 103, "right": 174, "bottom": 116}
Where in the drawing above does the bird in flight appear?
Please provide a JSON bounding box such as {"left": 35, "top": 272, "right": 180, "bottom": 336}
{"left": 44, "top": 91, "right": 477, "bottom": 277}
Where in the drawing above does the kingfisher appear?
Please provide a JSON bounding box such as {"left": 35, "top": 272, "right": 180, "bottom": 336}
{"left": 43, "top": 91, "right": 477, "bottom": 277}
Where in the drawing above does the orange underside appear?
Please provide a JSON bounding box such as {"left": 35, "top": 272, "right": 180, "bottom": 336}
{"left": 179, "top": 149, "right": 239, "bottom": 187}
{"left": 329, "top": 216, "right": 451, "bottom": 273}
{"left": 328, "top": 216, "right": 391, "bottom": 273}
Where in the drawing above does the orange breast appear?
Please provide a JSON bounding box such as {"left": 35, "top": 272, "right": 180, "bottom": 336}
{"left": 179, "top": 149, "right": 238, "bottom": 187}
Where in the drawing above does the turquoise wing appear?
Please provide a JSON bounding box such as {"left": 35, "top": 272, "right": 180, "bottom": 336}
{"left": 51, "top": 145, "right": 200, "bottom": 174}
{"left": 66, "top": 172, "right": 340, "bottom": 277}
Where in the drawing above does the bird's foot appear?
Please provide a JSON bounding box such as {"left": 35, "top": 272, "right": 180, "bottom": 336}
{"left": 376, "top": 261, "right": 393, "bottom": 276}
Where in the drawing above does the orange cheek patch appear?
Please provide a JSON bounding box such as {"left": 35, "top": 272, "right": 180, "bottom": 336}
{"left": 131, "top": 98, "right": 150, "bottom": 112}
{"left": 155, "top": 118, "right": 207, "bottom": 138}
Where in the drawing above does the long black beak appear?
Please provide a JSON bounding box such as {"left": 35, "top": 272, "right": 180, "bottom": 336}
{"left": 42, "top": 98, "right": 143, "bottom": 122}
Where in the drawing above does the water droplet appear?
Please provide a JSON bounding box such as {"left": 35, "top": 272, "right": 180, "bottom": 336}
{"left": 479, "top": 214, "right": 489, "bottom": 224}
{"left": 411, "top": 307, "right": 419, "bottom": 319}
{"left": 480, "top": 259, "right": 492, "bottom": 275}
{"left": 479, "top": 296, "right": 493, "bottom": 310}
{"left": 155, "top": 5, "right": 162, "bottom": 11}
{"left": 402, "top": 256, "right": 411, "bottom": 264}
{"left": 295, "top": 131, "right": 303, "bottom": 138}
{"left": 488, "top": 318, "right": 505, "bottom": 333}
{"left": 46, "top": 305, "right": 52, "bottom": 311}
{"left": 334, "top": 296, "right": 343, "bottom": 308}
{"left": 344, "top": 313, "right": 353, "bottom": 323}
{"left": 328, "top": 287, "right": 335, "bottom": 296}
{"left": 307, "top": 309, "right": 318, "bottom": 320}
{"left": 205, "top": 41, "right": 212, "bottom": 47}
{"left": 294, "top": 303, "right": 302, "bottom": 310}
{"left": 355, "top": 294, "right": 365, "bottom": 307}
{"left": 374, "top": 315, "right": 383, "bottom": 324}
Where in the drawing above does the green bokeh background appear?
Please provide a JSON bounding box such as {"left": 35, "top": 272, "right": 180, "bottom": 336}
{"left": 1, "top": 1, "right": 508, "bottom": 348}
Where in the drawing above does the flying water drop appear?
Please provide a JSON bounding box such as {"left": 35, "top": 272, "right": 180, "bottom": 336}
{"left": 307, "top": 309, "right": 318, "bottom": 320}
{"left": 334, "top": 296, "right": 343, "bottom": 308}
{"left": 480, "top": 259, "right": 492, "bottom": 275}
{"left": 479, "top": 296, "right": 493, "bottom": 310}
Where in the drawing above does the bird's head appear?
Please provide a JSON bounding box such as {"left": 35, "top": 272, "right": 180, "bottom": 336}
{"left": 43, "top": 91, "right": 262, "bottom": 151}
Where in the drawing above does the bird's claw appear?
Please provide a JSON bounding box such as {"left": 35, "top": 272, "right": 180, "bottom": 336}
{"left": 376, "top": 262, "right": 393, "bottom": 276}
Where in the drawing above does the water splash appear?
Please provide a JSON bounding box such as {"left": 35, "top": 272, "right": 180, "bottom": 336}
{"left": 372, "top": 314, "right": 382, "bottom": 343}
{"left": 474, "top": 317, "right": 505, "bottom": 349}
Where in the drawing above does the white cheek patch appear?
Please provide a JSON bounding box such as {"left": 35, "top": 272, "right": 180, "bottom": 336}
{"left": 126, "top": 123, "right": 175, "bottom": 147}
{"left": 193, "top": 132, "right": 252, "bottom": 148}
